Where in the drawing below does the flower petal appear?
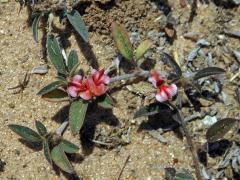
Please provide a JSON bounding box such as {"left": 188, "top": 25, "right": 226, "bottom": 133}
{"left": 165, "top": 84, "right": 178, "bottom": 97}
{"left": 67, "top": 86, "right": 78, "bottom": 97}
{"left": 156, "top": 90, "right": 169, "bottom": 102}
{"left": 72, "top": 75, "right": 82, "bottom": 83}
{"left": 149, "top": 71, "right": 164, "bottom": 87}
{"left": 80, "top": 90, "right": 92, "bottom": 100}
{"left": 99, "top": 74, "right": 110, "bottom": 84}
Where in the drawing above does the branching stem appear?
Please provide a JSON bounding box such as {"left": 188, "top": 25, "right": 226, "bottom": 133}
{"left": 109, "top": 70, "right": 150, "bottom": 83}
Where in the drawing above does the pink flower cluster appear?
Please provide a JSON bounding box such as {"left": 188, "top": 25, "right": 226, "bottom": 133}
{"left": 148, "top": 71, "right": 178, "bottom": 102}
{"left": 67, "top": 69, "right": 110, "bottom": 100}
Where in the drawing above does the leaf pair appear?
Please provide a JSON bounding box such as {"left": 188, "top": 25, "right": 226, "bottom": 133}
{"left": 111, "top": 22, "right": 152, "bottom": 61}
{"left": 47, "top": 34, "right": 80, "bottom": 75}
{"left": 50, "top": 140, "right": 79, "bottom": 173}
{"left": 9, "top": 122, "right": 79, "bottom": 174}
{"left": 32, "top": 10, "right": 88, "bottom": 43}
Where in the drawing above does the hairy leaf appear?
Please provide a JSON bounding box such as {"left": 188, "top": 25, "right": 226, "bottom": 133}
{"left": 161, "top": 53, "right": 182, "bottom": 77}
{"left": 135, "top": 40, "right": 152, "bottom": 60}
{"left": 175, "top": 172, "right": 195, "bottom": 180}
{"left": 111, "top": 22, "right": 133, "bottom": 61}
{"left": 37, "top": 81, "right": 66, "bottom": 96}
{"left": 8, "top": 124, "right": 41, "bottom": 143}
{"left": 67, "top": 50, "right": 79, "bottom": 72}
{"left": 60, "top": 139, "right": 79, "bottom": 154}
{"left": 194, "top": 67, "right": 225, "bottom": 80}
{"left": 35, "top": 121, "right": 47, "bottom": 136}
{"left": 97, "top": 94, "right": 114, "bottom": 109}
{"left": 134, "top": 102, "right": 170, "bottom": 119}
{"left": 43, "top": 139, "right": 52, "bottom": 165}
{"left": 206, "top": 118, "right": 238, "bottom": 142}
{"left": 67, "top": 10, "right": 88, "bottom": 43}
{"left": 32, "top": 13, "right": 42, "bottom": 43}
{"left": 51, "top": 145, "right": 74, "bottom": 173}
{"left": 69, "top": 99, "right": 88, "bottom": 135}
{"left": 47, "top": 34, "right": 66, "bottom": 74}
{"left": 42, "top": 89, "right": 68, "bottom": 102}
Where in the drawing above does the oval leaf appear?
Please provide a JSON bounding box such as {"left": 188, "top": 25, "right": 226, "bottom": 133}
{"left": 134, "top": 102, "right": 171, "bottom": 119}
{"left": 8, "top": 124, "right": 41, "bottom": 143}
{"left": 135, "top": 40, "right": 152, "bottom": 60}
{"left": 111, "top": 22, "right": 133, "bottom": 61}
{"left": 161, "top": 53, "right": 182, "bottom": 77}
{"left": 69, "top": 100, "right": 88, "bottom": 135}
{"left": 60, "top": 139, "right": 79, "bottom": 154}
{"left": 67, "top": 50, "right": 79, "bottom": 72}
{"left": 97, "top": 94, "right": 114, "bottom": 109}
{"left": 51, "top": 145, "right": 74, "bottom": 174}
{"left": 43, "top": 139, "right": 52, "bottom": 165}
{"left": 32, "top": 13, "right": 42, "bottom": 43}
{"left": 206, "top": 118, "right": 238, "bottom": 142}
{"left": 42, "top": 89, "right": 68, "bottom": 102}
{"left": 35, "top": 121, "right": 47, "bottom": 136}
{"left": 67, "top": 10, "right": 88, "bottom": 43}
{"left": 194, "top": 67, "right": 225, "bottom": 80}
{"left": 37, "top": 81, "right": 65, "bottom": 96}
{"left": 47, "top": 34, "right": 66, "bottom": 74}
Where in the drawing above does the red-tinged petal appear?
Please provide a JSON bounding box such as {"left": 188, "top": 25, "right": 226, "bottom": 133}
{"left": 80, "top": 90, "right": 92, "bottom": 100}
{"left": 156, "top": 90, "right": 169, "bottom": 102}
{"left": 72, "top": 75, "right": 82, "bottom": 83}
{"left": 99, "top": 74, "right": 110, "bottom": 84}
{"left": 94, "top": 84, "right": 107, "bottom": 96}
{"left": 92, "top": 69, "right": 104, "bottom": 83}
{"left": 67, "top": 86, "right": 78, "bottom": 97}
{"left": 165, "top": 84, "right": 178, "bottom": 97}
{"left": 148, "top": 77, "right": 157, "bottom": 87}
{"left": 149, "top": 71, "right": 164, "bottom": 87}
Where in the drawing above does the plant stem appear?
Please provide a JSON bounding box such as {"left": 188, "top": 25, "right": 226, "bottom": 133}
{"left": 178, "top": 110, "right": 203, "bottom": 180}
{"left": 109, "top": 70, "right": 150, "bottom": 83}
{"left": 56, "top": 120, "right": 69, "bottom": 136}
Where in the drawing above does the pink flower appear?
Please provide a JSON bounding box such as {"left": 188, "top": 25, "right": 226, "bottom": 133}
{"left": 88, "top": 69, "right": 110, "bottom": 97}
{"left": 148, "top": 71, "right": 165, "bottom": 88}
{"left": 148, "top": 71, "right": 178, "bottom": 103}
{"left": 67, "top": 69, "right": 110, "bottom": 100}
{"left": 156, "top": 84, "right": 178, "bottom": 102}
{"left": 67, "top": 75, "right": 92, "bottom": 100}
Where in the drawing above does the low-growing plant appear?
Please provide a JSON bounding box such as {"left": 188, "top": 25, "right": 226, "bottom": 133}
{"left": 9, "top": 20, "right": 238, "bottom": 179}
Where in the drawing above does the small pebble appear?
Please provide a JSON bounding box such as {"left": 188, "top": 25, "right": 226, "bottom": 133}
{"left": 202, "top": 115, "right": 217, "bottom": 126}
{"left": 31, "top": 66, "right": 48, "bottom": 74}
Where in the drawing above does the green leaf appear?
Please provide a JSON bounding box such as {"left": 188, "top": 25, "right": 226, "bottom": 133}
{"left": 32, "top": 13, "right": 42, "bottom": 43}
{"left": 47, "top": 34, "right": 66, "bottom": 74}
{"left": 60, "top": 139, "right": 79, "bottom": 154}
{"left": 194, "top": 67, "right": 225, "bottom": 80}
{"left": 206, "top": 118, "right": 238, "bottom": 142}
{"left": 134, "top": 102, "right": 170, "bottom": 119}
{"left": 69, "top": 62, "right": 80, "bottom": 77}
{"left": 174, "top": 173, "right": 195, "bottom": 180}
{"left": 37, "top": 81, "right": 66, "bottom": 96}
{"left": 67, "top": 50, "right": 79, "bottom": 72}
{"left": 135, "top": 40, "right": 152, "bottom": 60}
{"left": 67, "top": 10, "right": 88, "bottom": 43}
{"left": 161, "top": 53, "right": 182, "bottom": 77}
{"left": 111, "top": 22, "right": 133, "bottom": 61}
{"left": 35, "top": 121, "right": 47, "bottom": 136}
{"left": 51, "top": 145, "right": 74, "bottom": 174}
{"left": 8, "top": 124, "right": 41, "bottom": 143}
{"left": 97, "top": 94, "right": 114, "bottom": 109}
{"left": 43, "top": 139, "right": 52, "bottom": 165}
{"left": 69, "top": 99, "right": 88, "bottom": 135}
{"left": 42, "top": 89, "right": 68, "bottom": 102}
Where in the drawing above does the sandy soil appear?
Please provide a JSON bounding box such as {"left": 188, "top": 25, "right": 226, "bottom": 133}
{"left": 0, "top": 1, "right": 239, "bottom": 179}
